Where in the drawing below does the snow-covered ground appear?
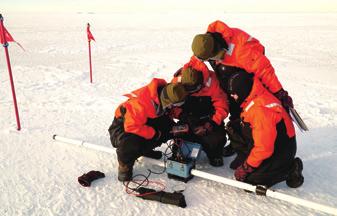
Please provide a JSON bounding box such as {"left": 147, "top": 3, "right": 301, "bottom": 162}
{"left": 1, "top": 12, "right": 337, "bottom": 216}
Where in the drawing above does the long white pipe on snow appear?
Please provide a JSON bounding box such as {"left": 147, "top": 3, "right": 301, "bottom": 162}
{"left": 53, "top": 135, "right": 337, "bottom": 215}
{"left": 53, "top": 135, "right": 114, "bottom": 154}
{"left": 190, "top": 170, "right": 337, "bottom": 215}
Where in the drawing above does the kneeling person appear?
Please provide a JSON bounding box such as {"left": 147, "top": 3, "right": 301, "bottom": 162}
{"left": 108, "top": 79, "right": 187, "bottom": 182}
{"left": 227, "top": 72, "right": 304, "bottom": 188}
{"left": 172, "top": 57, "right": 229, "bottom": 167}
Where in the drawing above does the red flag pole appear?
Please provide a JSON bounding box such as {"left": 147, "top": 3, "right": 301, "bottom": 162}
{"left": 87, "top": 23, "right": 93, "bottom": 83}
{"left": 0, "top": 14, "right": 21, "bottom": 130}
{"left": 88, "top": 40, "right": 93, "bottom": 83}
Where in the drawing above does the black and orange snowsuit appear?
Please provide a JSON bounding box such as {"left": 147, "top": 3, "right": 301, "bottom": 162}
{"left": 232, "top": 79, "right": 296, "bottom": 186}
{"left": 108, "top": 78, "right": 175, "bottom": 166}
{"left": 171, "top": 57, "right": 228, "bottom": 160}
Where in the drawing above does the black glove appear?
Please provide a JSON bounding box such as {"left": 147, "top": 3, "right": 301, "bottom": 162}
{"left": 153, "top": 129, "right": 173, "bottom": 144}
{"left": 274, "top": 88, "right": 294, "bottom": 110}
{"left": 78, "top": 170, "right": 105, "bottom": 187}
{"left": 225, "top": 119, "right": 241, "bottom": 134}
{"left": 205, "top": 119, "right": 217, "bottom": 131}
{"left": 193, "top": 120, "right": 216, "bottom": 136}
{"left": 171, "top": 124, "right": 189, "bottom": 137}
{"left": 173, "top": 67, "right": 183, "bottom": 77}
{"left": 152, "top": 130, "right": 162, "bottom": 141}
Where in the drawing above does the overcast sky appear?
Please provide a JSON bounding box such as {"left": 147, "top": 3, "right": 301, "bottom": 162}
{"left": 2, "top": 0, "right": 337, "bottom": 13}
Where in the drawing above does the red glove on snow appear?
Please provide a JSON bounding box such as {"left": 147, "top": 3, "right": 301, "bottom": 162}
{"left": 78, "top": 170, "right": 105, "bottom": 187}
{"left": 274, "top": 88, "right": 294, "bottom": 110}
{"left": 234, "top": 161, "right": 255, "bottom": 182}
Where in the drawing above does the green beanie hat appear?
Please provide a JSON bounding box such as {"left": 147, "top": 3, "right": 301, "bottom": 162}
{"left": 191, "top": 33, "right": 215, "bottom": 60}
{"left": 160, "top": 83, "right": 187, "bottom": 110}
{"left": 181, "top": 67, "right": 204, "bottom": 92}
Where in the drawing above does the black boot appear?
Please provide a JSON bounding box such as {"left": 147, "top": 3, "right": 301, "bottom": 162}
{"left": 229, "top": 153, "right": 246, "bottom": 170}
{"left": 143, "top": 150, "right": 162, "bottom": 160}
{"left": 209, "top": 157, "right": 224, "bottom": 167}
{"left": 118, "top": 160, "right": 133, "bottom": 182}
{"left": 286, "top": 157, "right": 304, "bottom": 188}
{"left": 223, "top": 144, "right": 235, "bottom": 157}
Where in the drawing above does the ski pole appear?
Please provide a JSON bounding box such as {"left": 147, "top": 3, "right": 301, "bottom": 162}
{"left": 53, "top": 135, "right": 337, "bottom": 215}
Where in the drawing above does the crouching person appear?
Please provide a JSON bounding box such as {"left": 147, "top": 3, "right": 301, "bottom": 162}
{"left": 172, "top": 56, "right": 229, "bottom": 167}
{"left": 108, "top": 79, "right": 187, "bottom": 182}
{"left": 227, "top": 72, "right": 304, "bottom": 188}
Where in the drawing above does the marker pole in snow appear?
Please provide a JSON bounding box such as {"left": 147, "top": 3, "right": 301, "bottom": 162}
{"left": 86, "top": 23, "right": 95, "bottom": 83}
{"left": 53, "top": 135, "right": 337, "bottom": 215}
{"left": 0, "top": 14, "right": 21, "bottom": 130}
{"left": 88, "top": 38, "right": 93, "bottom": 83}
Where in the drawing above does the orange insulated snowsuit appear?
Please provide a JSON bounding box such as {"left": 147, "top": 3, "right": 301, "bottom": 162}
{"left": 240, "top": 79, "right": 295, "bottom": 168}
{"left": 207, "top": 20, "right": 283, "bottom": 93}
{"left": 114, "top": 78, "right": 166, "bottom": 140}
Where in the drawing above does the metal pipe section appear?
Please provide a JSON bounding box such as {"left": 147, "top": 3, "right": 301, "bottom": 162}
{"left": 52, "top": 135, "right": 113, "bottom": 154}
{"left": 53, "top": 135, "right": 337, "bottom": 215}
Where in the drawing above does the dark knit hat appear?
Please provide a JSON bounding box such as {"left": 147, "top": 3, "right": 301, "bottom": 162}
{"left": 191, "top": 34, "right": 215, "bottom": 60}
{"left": 160, "top": 83, "right": 188, "bottom": 110}
{"left": 227, "top": 71, "right": 254, "bottom": 104}
{"left": 181, "top": 67, "right": 204, "bottom": 92}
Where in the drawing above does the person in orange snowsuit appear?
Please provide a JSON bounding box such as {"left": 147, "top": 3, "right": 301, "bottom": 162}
{"left": 226, "top": 71, "right": 303, "bottom": 188}
{"left": 171, "top": 56, "right": 229, "bottom": 166}
{"left": 191, "top": 20, "right": 294, "bottom": 156}
{"left": 108, "top": 79, "right": 187, "bottom": 181}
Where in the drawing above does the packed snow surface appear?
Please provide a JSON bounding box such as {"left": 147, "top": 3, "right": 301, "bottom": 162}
{"left": 1, "top": 12, "right": 337, "bottom": 216}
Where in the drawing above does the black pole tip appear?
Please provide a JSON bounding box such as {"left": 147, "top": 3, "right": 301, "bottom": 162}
{"left": 52, "top": 134, "right": 57, "bottom": 139}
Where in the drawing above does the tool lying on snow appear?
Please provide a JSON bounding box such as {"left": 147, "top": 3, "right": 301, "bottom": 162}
{"left": 53, "top": 135, "right": 337, "bottom": 215}
{"left": 136, "top": 187, "right": 186, "bottom": 208}
{"left": 289, "top": 107, "right": 309, "bottom": 132}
